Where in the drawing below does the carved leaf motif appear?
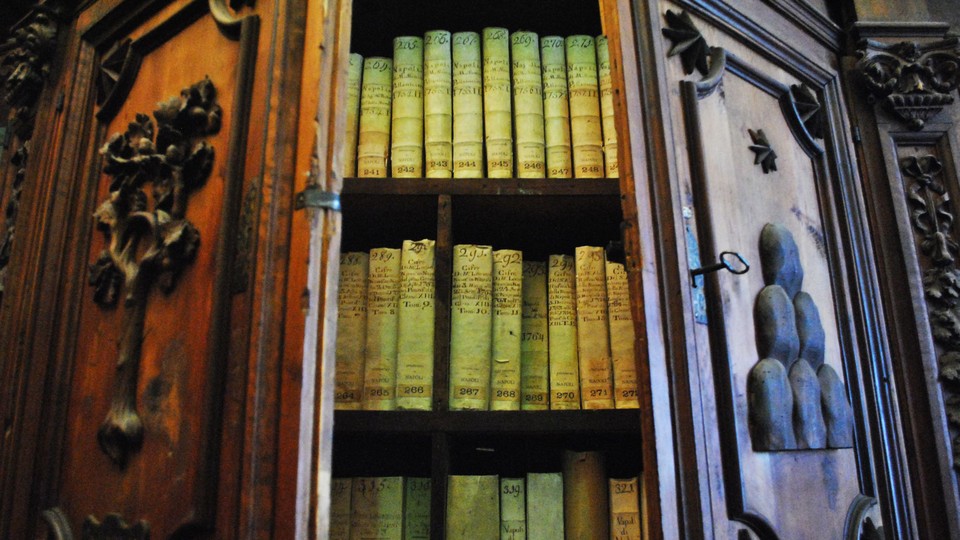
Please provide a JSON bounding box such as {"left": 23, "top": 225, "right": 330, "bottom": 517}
{"left": 924, "top": 267, "right": 960, "bottom": 304}
{"left": 88, "top": 251, "right": 123, "bottom": 307}
{"left": 748, "top": 129, "right": 777, "bottom": 174}
{"left": 662, "top": 10, "right": 709, "bottom": 75}
{"left": 790, "top": 84, "right": 824, "bottom": 140}
{"left": 946, "top": 394, "right": 960, "bottom": 426}
{"left": 940, "top": 351, "right": 960, "bottom": 384}
{"left": 930, "top": 307, "right": 960, "bottom": 348}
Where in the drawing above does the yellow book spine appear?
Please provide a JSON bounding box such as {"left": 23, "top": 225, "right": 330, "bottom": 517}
{"left": 396, "top": 239, "right": 435, "bottom": 410}
{"left": 350, "top": 477, "right": 405, "bottom": 540}
{"left": 391, "top": 37, "right": 424, "bottom": 177}
{"left": 500, "top": 477, "right": 527, "bottom": 539}
{"left": 540, "top": 37, "right": 572, "bottom": 179}
{"left": 404, "top": 477, "right": 432, "bottom": 540}
{"left": 344, "top": 53, "right": 363, "bottom": 178}
{"left": 609, "top": 477, "right": 642, "bottom": 540}
{"left": 565, "top": 36, "right": 603, "bottom": 178}
{"left": 548, "top": 254, "right": 580, "bottom": 409}
{"left": 363, "top": 247, "right": 402, "bottom": 410}
{"left": 490, "top": 249, "right": 523, "bottom": 410}
{"left": 606, "top": 260, "right": 639, "bottom": 409}
{"left": 512, "top": 31, "right": 545, "bottom": 178}
{"left": 521, "top": 261, "right": 549, "bottom": 410}
{"left": 446, "top": 476, "right": 500, "bottom": 540}
{"left": 483, "top": 27, "right": 513, "bottom": 178}
{"left": 452, "top": 32, "right": 484, "bottom": 178}
{"left": 424, "top": 30, "right": 452, "bottom": 178}
{"left": 562, "top": 451, "right": 610, "bottom": 540}
{"left": 330, "top": 478, "right": 353, "bottom": 540}
{"left": 357, "top": 57, "right": 392, "bottom": 178}
{"left": 575, "top": 246, "right": 614, "bottom": 409}
{"left": 597, "top": 35, "right": 618, "bottom": 178}
{"left": 449, "top": 244, "right": 493, "bottom": 410}
{"left": 335, "top": 252, "right": 368, "bottom": 410}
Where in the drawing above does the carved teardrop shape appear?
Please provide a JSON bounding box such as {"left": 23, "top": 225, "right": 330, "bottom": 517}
{"left": 748, "top": 358, "right": 796, "bottom": 451}
{"left": 759, "top": 223, "right": 803, "bottom": 298}
{"left": 795, "top": 291, "right": 826, "bottom": 370}
{"left": 754, "top": 285, "right": 800, "bottom": 368}
{"left": 790, "top": 359, "right": 827, "bottom": 449}
{"left": 818, "top": 364, "right": 854, "bottom": 448}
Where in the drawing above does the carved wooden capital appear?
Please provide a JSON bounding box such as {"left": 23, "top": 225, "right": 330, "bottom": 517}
{"left": 856, "top": 38, "right": 960, "bottom": 130}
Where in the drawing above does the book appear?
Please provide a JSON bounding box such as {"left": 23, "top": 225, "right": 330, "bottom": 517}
{"left": 500, "top": 477, "right": 526, "bottom": 540}
{"left": 396, "top": 239, "right": 436, "bottom": 410}
{"left": 562, "top": 450, "right": 610, "bottom": 540}
{"left": 357, "top": 57, "right": 393, "bottom": 178}
{"left": 520, "top": 261, "right": 549, "bottom": 410}
{"left": 540, "top": 36, "right": 572, "bottom": 178}
{"left": 452, "top": 32, "right": 484, "bottom": 178}
{"left": 596, "top": 35, "right": 619, "bottom": 178}
{"left": 424, "top": 30, "right": 453, "bottom": 178}
{"left": 449, "top": 244, "right": 493, "bottom": 410}
{"left": 483, "top": 27, "right": 513, "bottom": 178}
{"left": 565, "top": 36, "right": 603, "bottom": 178}
{"left": 363, "top": 247, "right": 402, "bottom": 410}
{"left": 404, "top": 477, "right": 431, "bottom": 540}
{"left": 344, "top": 53, "right": 363, "bottom": 178}
{"left": 526, "top": 472, "right": 564, "bottom": 540}
{"left": 391, "top": 36, "right": 424, "bottom": 177}
{"left": 575, "top": 246, "right": 614, "bottom": 409}
{"left": 511, "top": 31, "right": 545, "bottom": 178}
{"left": 606, "top": 260, "right": 640, "bottom": 409}
{"left": 548, "top": 254, "right": 580, "bottom": 409}
{"left": 446, "top": 475, "right": 500, "bottom": 540}
{"left": 350, "top": 477, "right": 405, "bottom": 540}
{"left": 609, "top": 477, "right": 642, "bottom": 540}
{"left": 490, "top": 249, "right": 523, "bottom": 410}
{"left": 335, "top": 252, "right": 368, "bottom": 410}
{"left": 330, "top": 477, "right": 352, "bottom": 540}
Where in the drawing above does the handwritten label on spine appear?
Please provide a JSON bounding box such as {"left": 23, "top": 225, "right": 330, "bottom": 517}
{"left": 565, "top": 36, "right": 603, "bottom": 178}
{"left": 404, "top": 477, "right": 431, "bottom": 540}
{"left": 575, "top": 246, "right": 614, "bottom": 409}
{"left": 357, "top": 57, "right": 392, "bottom": 178}
{"left": 391, "top": 37, "right": 424, "bottom": 177}
{"left": 483, "top": 28, "right": 513, "bottom": 178}
{"left": 335, "top": 252, "right": 368, "bottom": 410}
{"left": 344, "top": 53, "right": 363, "bottom": 178}
{"left": 548, "top": 254, "right": 580, "bottom": 409}
{"left": 424, "top": 30, "right": 452, "bottom": 178}
{"left": 396, "top": 239, "right": 435, "bottom": 410}
{"left": 363, "top": 247, "right": 401, "bottom": 410}
{"left": 491, "top": 250, "right": 523, "bottom": 410}
{"left": 596, "top": 35, "right": 618, "bottom": 178}
{"left": 512, "top": 31, "right": 545, "bottom": 178}
{"left": 540, "top": 37, "right": 572, "bottom": 178}
{"left": 606, "top": 261, "right": 639, "bottom": 408}
{"left": 331, "top": 477, "right": 352, "bottom": 540}
{"left": 609, "top": 478, "right": 641, "bottom": 540}
{"left": 350, "top": 477, "right": 404, "bottom": 540}
{"left": 500, "top": 477, "right": 527, "bottom": 540}
{"left": 521, "top": 261, "right": 549, "bottom": 410}
{"left": 452, "top": 32, "right": 484, "bottom": 178}
{"left": 449, "top": 244, "right": 493, "bottom": 410}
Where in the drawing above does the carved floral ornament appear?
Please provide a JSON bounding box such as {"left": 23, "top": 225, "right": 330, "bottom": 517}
{"left": 856, "top": 38, "right": 960, "bottom": 130}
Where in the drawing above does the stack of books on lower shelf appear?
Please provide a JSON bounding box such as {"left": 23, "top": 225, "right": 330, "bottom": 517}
{"left": 334, "top": 242, "right": 640, "bottom": 412}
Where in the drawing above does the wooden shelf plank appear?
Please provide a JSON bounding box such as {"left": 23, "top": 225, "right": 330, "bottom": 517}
{"left": 333, "top": 409, "right": 641, "bottom": 435}
{"left": 342, "top": 177, "right": 621, "bottom": 196}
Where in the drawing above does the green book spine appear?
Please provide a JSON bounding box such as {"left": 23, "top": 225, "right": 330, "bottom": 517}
{"left": 500, "top": 477, "right": 526, "bottom": 540}
{"left": 609, "top": 477, "right": 642, "bottom": 540}
{"left": 446, "top": 476, "right": 500, "bottom": 540}
{"left": 424, "top": 30, "right": 452, "bottom": 178}
{"left": 449, "top": 244, "right": 494, "bottom": 410}
{"left": 350, "top": 477, "right": 405, "bottom": 540}
{"left": 526, "top": 472, "right": 564, "bottom": 540}
{"left": 452, "top": 32, "right": 484, "bottom": 178}
{"left": 404, "top": 477, "right": 432, "bottom": 540}
{"left": 548, "top": 254, "right": 580, "bottom": 409}
{"left": 391, "top": 37, "right": 424, "bottom": 177}
{"left": 363, "top": 247, "right": 402, "bottom": 410}
{"left": 344, "top": 53, "right": 363, "bottom": 178}
{"left": 330, "top": 478, "right": 352, "bottom": 540}
{"left": 483, "top": 27, "right": 513, "bottom": 178}
{"left": 521, "top": 261, "right": 549, "bottom": 410}
{"left": 490, "top": 250, "right": 523, "bottom": 410}
{"left": 597, "top": 35, "right": 619, "bottom": 178}
{"left": 335, "top": 252, "right": 368, "bottom": 410}
{"left": 540, "top": 36, "right": 572, "bottom": 178}
{"left": 511, "top": 31, "right": 545, "bottom": 178}
{"left": 575, "top": 246, "right": 614, "bottom": 409}
{"left": 565, "top": 35, "right": 603, "bottom": 178}
{"left": 396, "top": 239, "right": 435, "bottom": 410}
{"left": 357, "top": 57, "right": 392, "bottom": 177}
{"left": 606, "top": 260, "right": 639, "bottom": 409}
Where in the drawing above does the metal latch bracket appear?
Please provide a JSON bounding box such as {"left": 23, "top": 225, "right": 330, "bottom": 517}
{"left": 294, "top": 185, "right": 341, "bottom": 211}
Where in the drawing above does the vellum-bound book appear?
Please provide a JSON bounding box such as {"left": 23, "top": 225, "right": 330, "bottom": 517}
{"left": 548, "top": 254, "right": 580, "bottom": 409}
{"left": 404, "top": 477, "right": 431, "bottom": 540}
{"left": 526, "top": 472, "right": 564, "bottom": 540}
{"left": 335, "top": 252, "right": 368, "bottom": 410}
{"left": 363, "top": 247, "right": 402, "bottom": 410}
{"left": 609, "top": 477, "right": 642, "bottom": 540}
{"left": 446, "top": 475, "right": 500, "bottom": 540}
{"left": 343, "top": 53, "right": 363, "bottom": 178}
{"left": 350, "top": 477, "right": 405, "bottom": 540}
{"left": 357, "top": 57, "right": 392, "bottom": 178}
{"left": 606, "top": 260, "right": 640, "bottom": 408}
{"left": 500, "top": 477, "right": 526, "bottom": 540}
{"left": 563, "top": 451, "right": 610, "bottom": 540}
{"left": 565, "top": 36, "right": 603, "bottom": 178}
{"left": 424, "top": 30, "right": 452, "bottom": 177}
{"left": 540, "top": 36, "right": 572, "bottom": 178}
{"left": 575, "top": 246, "right": 614, "bottom": 409}
{"left": 511, "top": 31, "right": 545, "bottom": 178}
{"left": 483, "top": 27, "right": 513, "bottom": 178}
{"left": 396, "top": 240, "right": 435, "bottom": 410}
{"left": 452, "top": 32, "right": 484, "bottom": 178}
{"left": 597, "top": 35, "right": 619, "bottom": 177}
{"left": 391, "top": 37, "right": 424, "bottom": 177}
{"left": 330, "top": 477, "right": 352, "bottom": 540}
{"left": 521, "top": 261, "right": 549, "bottom": 410}
{"left": 490, "top": 250, "right": 523, "bottom": 410}
{"left": 449, "top": 244, "right": 493, "bottom": 410}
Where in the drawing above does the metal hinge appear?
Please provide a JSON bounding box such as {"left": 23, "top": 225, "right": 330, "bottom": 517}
{"left": 294, "top": 185, "right": 341, "bottom": 211}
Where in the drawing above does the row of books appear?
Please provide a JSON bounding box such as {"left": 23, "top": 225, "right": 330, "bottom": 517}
{"left": 334, "top": 241, "right": 640, "bottom": 411}
{"left": 345, "top": 29, "right": 618, "bottom": 180}
{"left": 330, "top": 451, "right": 643, "bottom": 540}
